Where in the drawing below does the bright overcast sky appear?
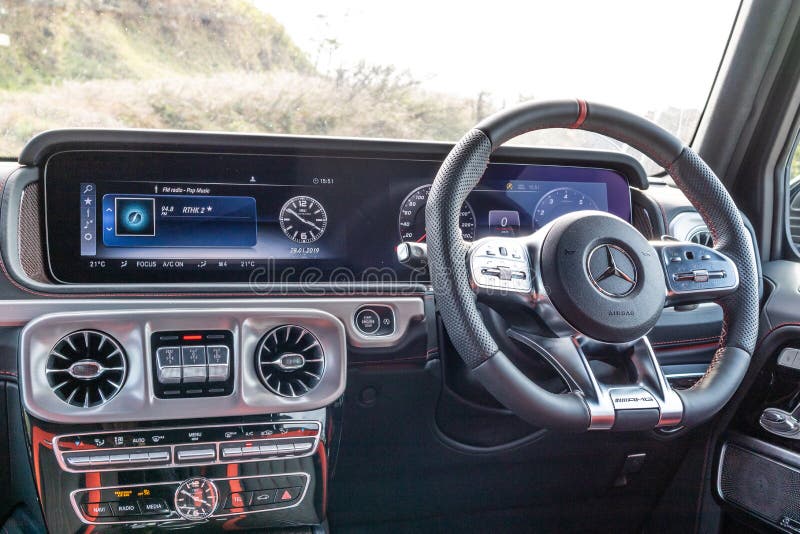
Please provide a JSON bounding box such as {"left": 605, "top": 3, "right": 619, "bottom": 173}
{"left": 253, "top": 0, "right": 740, "bottom": 114}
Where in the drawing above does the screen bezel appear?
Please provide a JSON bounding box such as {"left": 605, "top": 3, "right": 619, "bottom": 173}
{"left": 42, "top": 147, "right": 634, "bottom": 287}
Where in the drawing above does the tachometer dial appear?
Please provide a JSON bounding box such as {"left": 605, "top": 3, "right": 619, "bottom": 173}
{"left": 174, "top": 477, "right": 218, "bottom": 521}
{"left": 533, "top": 187, "right": 598, "bottom": 230}
{"left": 398, "top": 185, "right": 475, "bottom": 242}
{"left": 280, "top": 195, "right": 328, "bottom": 243}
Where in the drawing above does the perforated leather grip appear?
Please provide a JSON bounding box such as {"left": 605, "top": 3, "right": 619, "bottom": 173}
{"left": 427, "top": 99, "right": 758, "bottom": 431}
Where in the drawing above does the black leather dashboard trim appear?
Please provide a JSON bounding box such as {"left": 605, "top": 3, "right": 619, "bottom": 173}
{"left": 18, "top": 129, "right": 649, "bottom": 189}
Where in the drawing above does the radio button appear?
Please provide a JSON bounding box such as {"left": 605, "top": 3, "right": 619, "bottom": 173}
{"left": 111, "top": 500, "right": 141, "bottom": 517}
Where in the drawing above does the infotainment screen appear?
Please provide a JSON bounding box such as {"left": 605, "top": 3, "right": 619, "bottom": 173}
{"left": 43, "top": 150, "right": 631, "bottom": 284}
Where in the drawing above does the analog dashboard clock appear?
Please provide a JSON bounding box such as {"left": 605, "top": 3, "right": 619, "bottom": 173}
{"left": 280, "top": 195, "right": 328, "bottom": 243}
{"left": 174, "top": 477, "right": 219, "bottom": 520}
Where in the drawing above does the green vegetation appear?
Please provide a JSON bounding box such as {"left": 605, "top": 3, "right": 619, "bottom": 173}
{"left": 0, "top": 0, "right": 478, "bottom": 154}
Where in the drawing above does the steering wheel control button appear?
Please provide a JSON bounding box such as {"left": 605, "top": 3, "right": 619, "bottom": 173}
{"left": 354, "top": 305, "right": 395, "bottom": 336}
{"left": 659, "top": 243, "right": 738, "bottom": 302}
{"left": 151, "top": 330, "right": 235, "bottom": 399}
{"left": 469, "top": 239, "right": 532, "bottom": 293}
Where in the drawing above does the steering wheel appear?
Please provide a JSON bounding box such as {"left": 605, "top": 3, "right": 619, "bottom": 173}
{"left": 426, "top": 100, "right": 759, "bottom": 432}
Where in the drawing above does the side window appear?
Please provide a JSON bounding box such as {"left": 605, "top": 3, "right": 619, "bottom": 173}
{"left": 788, "top": 141, "right": 800, "bottom": 251}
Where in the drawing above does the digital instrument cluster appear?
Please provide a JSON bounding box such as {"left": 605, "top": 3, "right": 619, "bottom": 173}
{"left": 43, "top": 150, "right": 631, "bottom": 284}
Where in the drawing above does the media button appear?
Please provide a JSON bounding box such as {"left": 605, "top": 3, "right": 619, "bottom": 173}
{"left": 138, "top": 498, "right": 170, "bottom": 515}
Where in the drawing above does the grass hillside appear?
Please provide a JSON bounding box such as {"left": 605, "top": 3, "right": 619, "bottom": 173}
{"left": 0, "top": 0, "right": 310, "bottom": 89}
{"left": 0, "top": 0, "right": 477, "bottom": 155}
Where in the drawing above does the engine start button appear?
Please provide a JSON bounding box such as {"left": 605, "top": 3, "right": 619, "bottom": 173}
{"left": 355, "top": 309, "right": 380, "bottom": 334}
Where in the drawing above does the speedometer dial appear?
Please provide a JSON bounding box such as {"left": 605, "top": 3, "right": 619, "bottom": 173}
{"left": 533, "top": 187, "right": 598, "bottom": 230}
{"left": 398, "top": 185, "right": 475, "bottom": 242}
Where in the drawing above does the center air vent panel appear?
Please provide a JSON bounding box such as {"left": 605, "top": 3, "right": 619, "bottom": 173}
{"left": 22, "top": 306, "right": 356, "bottom": 423}
{"left": 255, "top": 325, "right": 325, "bottom": 397}
{"left": 45, "top": 330, "right": 127, "bottom": 408}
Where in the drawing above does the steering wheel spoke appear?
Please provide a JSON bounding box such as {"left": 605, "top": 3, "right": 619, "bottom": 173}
{"left": 508, "top": 329, "right": 683, "bottom": 430}
{"left": 651, "top": 240, "right": 739, "bottom": 307}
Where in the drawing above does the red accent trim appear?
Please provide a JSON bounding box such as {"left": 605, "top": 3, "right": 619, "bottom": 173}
{"left": 86, "top": 471, "right": 102, "bottom": 520}
{"left": 221, "top": 463, "right": 247, "bottom": 529}
{"left": 318, "top": 444, "right": 328, "bottom": 517}
{"left": 653, "top": 341, "right": 719, "bottom": 353}
{"left": 182, "top": 334, "right": 202, "bottom": 341}
{"left": 30, "top": 426, "right": 56, "bottom": 501}
{"left": 570, "top": 99, "right": 588, "bottom": 129}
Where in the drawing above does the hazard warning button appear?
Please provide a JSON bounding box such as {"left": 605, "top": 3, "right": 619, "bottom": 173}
{"left": 276, "top": 486, "right": 302, "bottom": 503}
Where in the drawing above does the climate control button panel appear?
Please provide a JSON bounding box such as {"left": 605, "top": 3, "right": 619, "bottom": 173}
{"left": 53, "top": 421, "right": 320, "bottom": 473}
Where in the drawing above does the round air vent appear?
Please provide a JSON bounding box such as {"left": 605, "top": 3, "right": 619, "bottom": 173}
{"left": 255, "top": 325, "right": 325, "bottom": 398}
{"left": 688, "top": 226, "right": 714, "bottom": 247}
{"left": 46, "top": 330, "right": 127, "bottom": 408}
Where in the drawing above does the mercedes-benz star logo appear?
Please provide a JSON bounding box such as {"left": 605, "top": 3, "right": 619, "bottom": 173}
{"left": 587, "top": 244, "right": 638, "bottom": 297}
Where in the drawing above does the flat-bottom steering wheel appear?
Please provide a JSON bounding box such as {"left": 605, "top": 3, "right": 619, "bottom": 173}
{"left": 426, "top": 99, "right": 758, "bottom": 432}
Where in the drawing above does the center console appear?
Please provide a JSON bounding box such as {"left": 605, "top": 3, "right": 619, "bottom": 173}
{"left": 18, "top": 305, "right": 361, "bottom": 531}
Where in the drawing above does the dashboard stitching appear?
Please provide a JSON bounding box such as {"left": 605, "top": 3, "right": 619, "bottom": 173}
{"left": 650, "top": 336, "right": 721, "bottom": 347}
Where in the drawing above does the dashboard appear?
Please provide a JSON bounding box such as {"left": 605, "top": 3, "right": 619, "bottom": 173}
{"left": 42, "top": 148, "right": 632, "bottom": 285}
{"left": 0, "top": 130, "right": 732, "bottom": 534}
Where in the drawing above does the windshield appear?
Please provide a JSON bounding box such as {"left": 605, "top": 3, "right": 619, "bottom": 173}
{"left": 0, "top": 0, "right": 740, "bottom": 170}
